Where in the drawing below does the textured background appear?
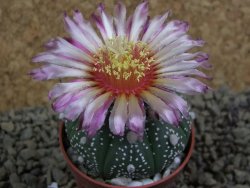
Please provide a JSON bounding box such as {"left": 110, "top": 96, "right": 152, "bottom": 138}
{"left": 0, "top": 0, "right": 250, "bottom": 112}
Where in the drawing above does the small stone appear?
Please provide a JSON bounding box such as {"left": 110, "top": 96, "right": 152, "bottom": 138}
{"left": 19, "top": 148, "right": 37, "bottom": 160}
{"left": 127, "top": 181, "right": 143, "bottom": 187}
{"left": 0, "top": 122, "right": 14, "bottom": 132}
{"left": 169, "top": 134, "right": 179, "bottom": 146}
{"left": 141, "top": 178, "right": 154, "bottom": 185}
{"left": 22, "top": 173, "right": 38, "bottom": 185}
{"left": 0, "top": 167, "right": 7, "bottom": 181}
{"left": 234, "top": 169, "right": 247, "bottom": 184}
{"left": 9, "top": 173, "right": 20, "bottom": 184}
{"left": 153, "top": 173, "right": 161, "bottom": 182}
{"left": 52, "top": 168, "right": 68, "bottom": 185}
{"left": 127, "top": 164, "right": 135, "bottom": 174}
{"left": 20, "top": 127, "right": 33, "bottom": 140}
{"left": 4, "top": 160, "right": 16, "bottom": 173}
{"left": 204, "top": 134, "right": 213, "bottom": 146}
{"left": 110, "top": 177, "right": 132, "bottom": 186}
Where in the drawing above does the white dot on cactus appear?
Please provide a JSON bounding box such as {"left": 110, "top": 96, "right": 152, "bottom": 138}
{"left": 174, "top": 157, "right": 181, "bottom": 165}
{"left": 128, "top": 181, "right": 143, "bottom": 187}
{"left": 169, "top": 134, "right": 179, "bottom": 146}
{"left": 80, "top": 137, "right": 87, "bottom": 145}
{"left": 153, "top": 173, "right": 162, "bottom": 182}
{"left": 127, "top": 164, "right": 136, "bottom": 173}
{"left": 141, "top": 178, "right": 153, "bottom": 185}
{"left": 163, "top": 168, "right": 171, "bottom": 177}
{"left": 189, "top": 111, "right": 196, "bottom": 119}
{"left": 77, "top": 156, "right": 84, "bottom": 163}
{"left": 126, "top": 131, "right": 138, "bottom": 144}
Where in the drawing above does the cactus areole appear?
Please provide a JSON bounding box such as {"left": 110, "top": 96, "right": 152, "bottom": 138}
{"left": 65, "top": 115, "right": 191, "bottom": 180}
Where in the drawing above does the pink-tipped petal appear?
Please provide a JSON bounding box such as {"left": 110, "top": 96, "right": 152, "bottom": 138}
{"left": 109, "top": 94, "right": 128, "bottom": 136}
{"left": 48, "top": 80, "right": 95, "bottom": 100}
{"left": 155, "top": 77, "right": 210, "bottom": 94}
{"left": 85, "top": 96, "right": 114, "bottom": 137}
{"left": 149, "top": 87, "right": 189, "bottom": 117}
{"left": 32, "top": 52, "right": 91, "bottom": 70}
{"left": 129, "top": 2, "right": 148, "bottom": 41}
{"left": 128, "top": 95, "right": 145, "bottom": 136}
{"left": 92, "top": 4, "right": 114, "bottom": 40}
{"left": 64, "top": 14, "right": 96, "bottom": 52}
{"left": 141, "top": 91, "right": 178, "bottom": 125}
{"left": 150, "top": 20, "right": 189, "bottom": 48}
{"left": 83, "top": 92, "right": 112, "bottom": 130}
{"left": 61, "top": 88, "right": 102, "bottom": 120}
{"left": 142, "top": 11, "right": 170, "bottom": 42}
{"left": 30, "top": 64, "right": 89, "bottom": 80}
{"left": 73, "top": 10, "right": 103, "bottom": 48}
{"left": 114, "top": 1, "right": 127, "bottom": 36}
{"left": 157, "top": 69, "right": 211, "bottom": 79}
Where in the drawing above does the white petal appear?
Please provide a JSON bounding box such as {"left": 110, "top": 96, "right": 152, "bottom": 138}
{"left": 129, "top": 2, "right": 148, "bottom": 41}
{"left": 142, "top": 11, "right": 170, "bottom": 42}
{"left": 33, "top": 53, "right": 90, "bottom": 70}
{"left": 128, "top": 95, "right": 145, "bottom": 135}
{"left": 114, "top": 2, "right": 127, "bottom": 36}
{"left": 83, "top": 92, "right": 112, "bottom": 129}
{"left": 109, "top": 95, "right": 128, "bottom": 136}
{"left": 141, "top": 91, "right": 178, "bottom": 125}
{"left": 64, "top": 15, "right": 96, "bottom": 52}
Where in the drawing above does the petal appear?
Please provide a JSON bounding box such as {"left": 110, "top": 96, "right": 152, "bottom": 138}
{"left": 85, "top": 96, "right": 114, "bottom": 137}
{"left": 154, "top": 77, "right": 210, "bottom": 94}
{"left": 114, "top": 2, "right": 127, "bottom": 36}
{"left": 60, "top": 88, "right": 102, "bottom": 120}
{"left": 149, "top": 87, "right": 189, "bottom": 117}
{"left": 109, "top": 94, "right": 128, "bottom": 136}
{"left": 64, "top": 14, "right": 96, "bottom": 52}
{"left": 150, "top": 20, "right": 189, "bottom": 48}
{"left": 129, "top": 2, "right": 148, "bottom": 41}
{"left": 142, "top": 11, "right": 170, "bottom": 42}
{"left": 92, "top": 4, "right": 114, "bottom": 40}
{"left": 73, "top": 10, "right": 103, "bottom": 48}
{"left": 32, "top": 52, "right": 91, "bottom": 70}
{"left": 48, "top": 80, "right": 95, "bottom": 99}
{"left": 83, "top": 92, "right": 112, "bottom": 130}
{"left": 141, "top": 91, "right": 178, "bottom": 125}
{"left": 156, "top": 59, "right": 208, "bottom": 74}
{"left": 157, "top": 69, "right": 211, "bottom": 79}
{"left": 128, "top": 95, "right": 145, "bottom": 136}
{"left": 29, "top": 65, "right": 89, "bottom": 80}
{"left": 40, "top": 37, "right": 91, "bottom": 63}
{"left": 156, "top": 39, "right": 205, "bottom": 63}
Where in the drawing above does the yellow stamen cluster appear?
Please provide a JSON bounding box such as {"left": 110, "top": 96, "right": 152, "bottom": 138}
{"left": 93, "top": 37, "right": 155, "bottom": 82}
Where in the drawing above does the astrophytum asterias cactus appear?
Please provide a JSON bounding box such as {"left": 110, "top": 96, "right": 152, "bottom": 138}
{"left": 65, "top": 114, "right": 191, "bottom": 179}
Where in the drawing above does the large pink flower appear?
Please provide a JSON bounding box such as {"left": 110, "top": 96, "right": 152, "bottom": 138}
{"left": 30, "top": 2, "right": 210, "bottom": 137}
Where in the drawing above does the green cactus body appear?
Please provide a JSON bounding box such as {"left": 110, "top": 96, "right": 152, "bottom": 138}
{"left": 65, "top": 117, "right": 191, "bottom": 179}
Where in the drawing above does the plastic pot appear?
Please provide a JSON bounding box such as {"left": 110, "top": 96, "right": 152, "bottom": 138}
{"left": 59, "top": 123, "right": 195, "bottom": 188}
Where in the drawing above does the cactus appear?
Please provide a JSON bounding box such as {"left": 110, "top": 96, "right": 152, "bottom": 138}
{"left": 65, "top": 115, "right": 191, "bottom": 180}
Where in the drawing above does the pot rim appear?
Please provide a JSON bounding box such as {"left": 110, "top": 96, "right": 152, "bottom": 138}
{"left": 59, "top": 122, "right": 195, "bottom": 188}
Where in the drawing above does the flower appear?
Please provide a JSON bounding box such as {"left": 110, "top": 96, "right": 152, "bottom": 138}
{"left": 30, "top": 2, "right": 210, "bottom": 137}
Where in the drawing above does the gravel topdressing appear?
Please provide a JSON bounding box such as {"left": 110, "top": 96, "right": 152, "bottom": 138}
{"left": 0, "top": 86, "right": 250, "bottom": 188}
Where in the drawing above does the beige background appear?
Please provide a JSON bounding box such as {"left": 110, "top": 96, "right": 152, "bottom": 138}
{"left": 0, "top": 0, "right": 249, "bottom": 112}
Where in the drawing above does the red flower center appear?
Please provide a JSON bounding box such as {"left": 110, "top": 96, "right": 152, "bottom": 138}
{"left": 91, "top": 38, "right": 156, "bottom": 95}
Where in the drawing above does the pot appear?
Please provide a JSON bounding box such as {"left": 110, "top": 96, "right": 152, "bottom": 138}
{"left": 59, "top": 123, "right": 195, "bottom": 188}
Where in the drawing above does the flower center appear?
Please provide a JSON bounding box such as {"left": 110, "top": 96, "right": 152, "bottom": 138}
{"left": 92, "top": 37, "right": 156, "bottom": 95}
